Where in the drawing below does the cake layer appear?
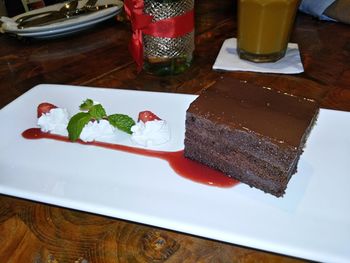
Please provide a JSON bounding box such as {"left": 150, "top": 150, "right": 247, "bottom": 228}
{"left": 186, "top": 114, "right": 298, "bottom": 169}
{"left": 184, "top": 77, "right": 319, "bottom": 197}
{"left": 184, "top": 140, "right": 296, "bottom": 196}
{"left": 185, "top": 116, "right": 298, "bottom": 196}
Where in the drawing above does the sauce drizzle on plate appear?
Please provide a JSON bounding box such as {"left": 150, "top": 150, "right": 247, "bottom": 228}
{"left": 22, "top": 128, "right": 239, "bottom": 188}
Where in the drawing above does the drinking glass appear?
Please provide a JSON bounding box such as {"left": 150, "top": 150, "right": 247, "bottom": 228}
{"left": 237, "top": 0, "right": 300, "bottom": 63}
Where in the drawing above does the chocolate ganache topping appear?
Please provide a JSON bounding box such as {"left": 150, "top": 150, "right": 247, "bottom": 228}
{"left": 189, "top": 77, "right": 319, "bottom": 147}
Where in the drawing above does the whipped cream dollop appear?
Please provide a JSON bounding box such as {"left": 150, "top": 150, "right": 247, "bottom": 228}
{"left": 131, "top": 120, "right": 170, "bottom": 147}
{"left": 37, "top": 106, "right": 170, "bottom": 146}
{"left": 80, "top": 119, "right": 116, "bottom": 143}
{"left": 37, "top": 108, "right": 69, "bottom": 136}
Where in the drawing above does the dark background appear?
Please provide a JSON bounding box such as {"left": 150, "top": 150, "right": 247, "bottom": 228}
{"left": 4, "top": 0, "right": 66, "bottom": 17}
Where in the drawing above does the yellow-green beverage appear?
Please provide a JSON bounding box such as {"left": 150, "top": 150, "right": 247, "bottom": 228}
{"left": 237, "top": 0, "right": 299, "bottom": 62}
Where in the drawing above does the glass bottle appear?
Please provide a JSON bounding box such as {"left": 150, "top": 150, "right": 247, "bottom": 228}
{"left": 142, "top": 0, "right": 194, "bottom": 76}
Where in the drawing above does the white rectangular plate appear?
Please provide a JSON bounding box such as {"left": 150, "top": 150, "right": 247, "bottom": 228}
{"left": 0, "top": 84, "right": 349, "bottom": 263}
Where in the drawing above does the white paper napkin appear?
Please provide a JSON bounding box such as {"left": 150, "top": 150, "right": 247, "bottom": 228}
{"left": 213, "top": 38, "right": 304, "bottom": 74}
{"left": 0, "top": 17, "right": 17, "bottom": 33}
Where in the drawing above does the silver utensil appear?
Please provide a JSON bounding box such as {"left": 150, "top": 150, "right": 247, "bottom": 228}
{"left": 18, "top": 4, "right": 117, "bottom": 29}
{"left": 16, "top": 0, "right": 79, "bottom": 24}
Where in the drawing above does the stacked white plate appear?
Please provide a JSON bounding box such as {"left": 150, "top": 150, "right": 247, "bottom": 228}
{"left": 0, "top": 0, "right": 123, "bottom": 39}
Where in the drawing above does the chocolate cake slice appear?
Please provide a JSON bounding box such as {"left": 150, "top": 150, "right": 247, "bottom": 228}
{"left": 184, "top": 77, "right": 319, "bottom": 197}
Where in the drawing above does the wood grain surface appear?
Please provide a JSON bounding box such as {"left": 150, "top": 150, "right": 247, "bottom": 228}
{"left": 0, "top": 195, "right": 305, "bottom": 262}
{"left": 1, "top": 0, "right": 349, "bottom": 262}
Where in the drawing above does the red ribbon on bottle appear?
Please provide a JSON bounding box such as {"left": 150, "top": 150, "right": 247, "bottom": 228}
{"left": 124, "top": 0, "right": 194, "bottom": 72}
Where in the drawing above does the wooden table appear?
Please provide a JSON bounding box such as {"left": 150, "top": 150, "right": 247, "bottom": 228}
{"left": 1, "top": 1, "right": 349, "bottom": 262}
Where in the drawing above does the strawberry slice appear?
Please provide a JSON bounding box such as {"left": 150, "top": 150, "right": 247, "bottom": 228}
{"left": 138, "top": 110, "right": 161, "bottom": 123}
{"left": 37, "top": 102, "right": 57, "bottom": 117}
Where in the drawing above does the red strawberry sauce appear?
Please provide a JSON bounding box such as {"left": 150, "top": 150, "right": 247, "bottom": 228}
{"left": 22, "top": 128, "right": 239, "bottom": 188}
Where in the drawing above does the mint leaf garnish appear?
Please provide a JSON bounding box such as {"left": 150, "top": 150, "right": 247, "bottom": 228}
{"left": 67, "top": 99, "right": 136, "bottom": 141}
{"left": 79, "top": 99, "right": 94, "bottom": 111}
{"left": 108, "top": 114, "right": 136, "bottom": 134}
{"left": 67, "top": 112, "right": 92, "bottom": 141}
{"left": 88, "top": 104, "right": 107, "bottom": 120}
